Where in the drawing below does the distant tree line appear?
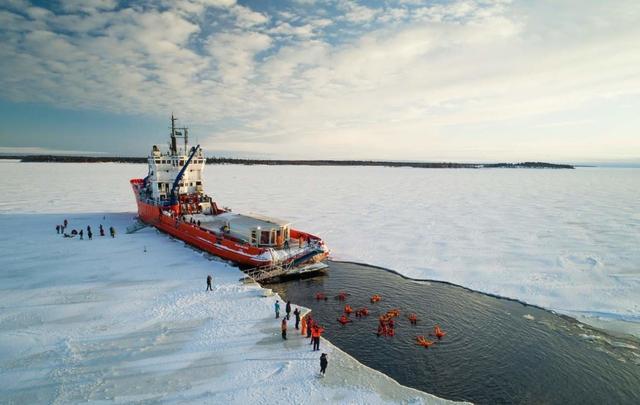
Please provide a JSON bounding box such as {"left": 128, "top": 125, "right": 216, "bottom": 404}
{"left": 0, "top": 155, "right": 574, "bottom": 169}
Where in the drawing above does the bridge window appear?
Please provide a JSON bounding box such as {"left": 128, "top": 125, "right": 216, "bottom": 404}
{"left": 260, "top": 231, "right": 270, "bottom": 245}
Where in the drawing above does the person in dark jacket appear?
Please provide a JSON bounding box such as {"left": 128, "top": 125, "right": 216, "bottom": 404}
{"left": 79, "top": 229, "right": 84, "bottom": 240}
{"left": 206, "top": 275, "right": 213, "bottom": 291}
{"left": 285, "top": 301, "right": 292, "bottom": 320}
{"left": 275, "top": 300, "right": 280, "bottom": 319}
{"left": 99, "top": 224, "right": 105, "bottom": 236}
{"left": 109, "top": 226, "right": 115, "bottom": 238}
{"left": 63, "top": 219, "right": 68, "bottom": 228}
{"left": 293, "top": 308, "right": 301, "bottom": 329}
{"left": 320, "top": 353, "right": 328, "bottom": 376}
{"left": 56, "top": 225, "right": 60, "bottom": 234}
{"left": 281, "top": 318, "right": 287, "bottom": 340}
{"left": 88, "top": 229, "right": 92, "bottom": 240}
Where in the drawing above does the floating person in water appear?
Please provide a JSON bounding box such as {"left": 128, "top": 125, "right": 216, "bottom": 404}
{"left": 370, "top": 294, "right": 381, "bottom": 303}
{"left": 319, "top": 353, "right": 328, "bottom": 376}
{"left": 433, "top": 325, "right": 446, "bottom": 339}
{"left": 408, "top": 313, "right": 418, "bottom": 325}
{"left": 286, "top": 300, "right": 292, "bottom": 320}
{"left": 109, "top": 226, "right": 116, "bottom": 238}
{"left": 355, "top": 307, "right": 369, "bottom": 317}
{"left": 336, "top": 291, "right": 349, "bottom": 301}
{"left": 416, "top": 336, "right": 435, "bottom": 348}
{"left": 206, "top": 275, "right": 213, "bottom": 291}
{"left": 337, "top": 314, "right": 351, "bottom": 325}
{"left": 99, "top": 224, "right": 105, "bottom": 236}
{"left": 344, "top": 304, "right": 353, "bottom": 314}
{"left": 293, "top": 308, "right": 301, "bottom": 329}
{"left": 275, "top": 300, "right": 280, "bottom": 319}
{"left": 281, "top": 318, "right": 287, "bottom": 340}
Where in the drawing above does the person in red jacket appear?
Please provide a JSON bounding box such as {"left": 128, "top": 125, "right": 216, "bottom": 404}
{"left": 311, "top": 324, "right": 324, "bottom": 351}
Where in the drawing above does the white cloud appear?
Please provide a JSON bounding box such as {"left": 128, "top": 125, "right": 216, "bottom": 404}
{"left": 231, "top": 4, "right": 269, "bottom": 28}
{"left": 0, "top": 0, "right": 639, "bottom": 160}
{"left": 60, "top": 0, "right": 119, "bottom": 13}
{"left": 338, "top": 0, "right": 379, "bottom": 23}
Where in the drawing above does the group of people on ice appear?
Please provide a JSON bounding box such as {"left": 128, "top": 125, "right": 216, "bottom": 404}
{"left": 56, "top": 219, "right": 115, "bottom": 239}
{"left": 275, "top": 300, "right": 329, "bottom": 376}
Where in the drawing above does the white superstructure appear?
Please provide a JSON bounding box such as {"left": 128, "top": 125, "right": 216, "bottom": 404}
{"left": 144, "top": 115, "right": 209, "bottom": 210}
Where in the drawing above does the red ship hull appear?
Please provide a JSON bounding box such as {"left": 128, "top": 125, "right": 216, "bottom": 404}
{"left": 130, "top": 178, "right": 327, "bottom": 268}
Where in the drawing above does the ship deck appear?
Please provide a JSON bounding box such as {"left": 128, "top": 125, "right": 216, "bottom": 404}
{"left": 182, "top": 212, "right": 314, "bottom": 262}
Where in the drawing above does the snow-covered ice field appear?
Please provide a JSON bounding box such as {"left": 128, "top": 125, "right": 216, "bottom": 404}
{"left": 1, "top": 161, "right": 639, "bottom": 336}
{"left": 0, "top": 160, "right": 454, "bottom": 403}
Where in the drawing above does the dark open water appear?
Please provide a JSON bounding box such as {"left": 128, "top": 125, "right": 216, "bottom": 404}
{"left": 269, "top": 261, "right": 640, "bottom": 404}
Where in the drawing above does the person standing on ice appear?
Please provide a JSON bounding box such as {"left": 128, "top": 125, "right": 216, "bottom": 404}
{"left": 285, "top": 301, "right": 292, "bottom": 320}
{"left": 306, "top": 315, "right": 314, "bottom": 341}
{"left": 319, "top": 353, "right": 328, "bottom": 376}
{"left": 99, "top": 224, "right": 105, "bottom": 237}
{"left": 109, "top": 226, "right": 115, "bottom": 238}
{"left": 56, "top": 225, "right": 60, "bottom": 234}
{"left": 206, "top": 275, "right": 213, "bottom": 291}
{"left": 281, "top": 318, "right": 287, "bottom": 340}
{"left": 293, "top": 308, "right": 301, "bottom": 329}
{"left": 312, "top": 324, "right": 324, "bottom": 351}
{"left": 79, "top": 229, "right": 83, "bottom": 240}
{"left": 63, "top": 219, "right": 68, "bottom": 229}
{"left": 275, "top": 300, "right": 281, "bottom": 319}
{"left": 88, "top": 228, "right": 92, "bottom": 240}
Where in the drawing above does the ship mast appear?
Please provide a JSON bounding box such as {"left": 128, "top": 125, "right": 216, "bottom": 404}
{"left": 170, "top": 114, "right": 178, "bottom": 154}
{"left": 169, "top": 114, "right": 189, "bottom": 155}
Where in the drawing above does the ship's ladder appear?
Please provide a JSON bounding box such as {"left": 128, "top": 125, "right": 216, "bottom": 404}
{"left": 243, "top": 262, "right": 293, "bottom": 283}
{"left": 126, "top": 219, "right": 149, "bottom": 234}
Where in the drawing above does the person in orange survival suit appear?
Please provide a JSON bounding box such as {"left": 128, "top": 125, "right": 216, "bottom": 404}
{"left": 312, "top": 324, "right": 325, "bottom": 351}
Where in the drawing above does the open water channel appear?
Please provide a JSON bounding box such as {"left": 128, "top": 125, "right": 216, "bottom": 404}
{"left": 270, "top": 261, "right": 640, "bottom": 404}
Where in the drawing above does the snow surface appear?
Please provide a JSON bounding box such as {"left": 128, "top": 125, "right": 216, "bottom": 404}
{"left": 0, "top": 161, "right": 452, "bottom": 403}
{"left": 2, "top": 160, "right": 640, "bottom": 337}
{"left": 2, "top": 161, "right": 639, "bottom": 337}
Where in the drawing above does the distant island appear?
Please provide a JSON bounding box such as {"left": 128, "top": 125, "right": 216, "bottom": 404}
{"left": 0, "top": 155, "right": 574, "bottom": 169}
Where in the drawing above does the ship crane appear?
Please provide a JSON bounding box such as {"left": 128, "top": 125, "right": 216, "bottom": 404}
{"left": 170, "top": 144, "right": 200, "bottom": 206}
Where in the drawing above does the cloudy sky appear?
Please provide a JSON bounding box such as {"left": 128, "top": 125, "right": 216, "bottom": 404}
{"left": 0, "top": 0, "right": 638, "bottom": 162}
